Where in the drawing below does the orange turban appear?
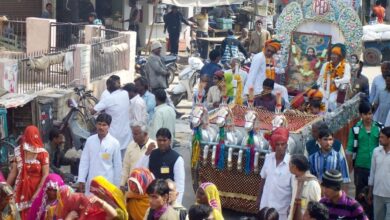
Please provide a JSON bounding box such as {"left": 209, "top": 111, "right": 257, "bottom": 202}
{"left": 331, "top": 43, "right": 346, "bottom": 58}
{"left": 265, "top": 39, "right": 282, "bottom": 51}
{"left": 264, "top": 127, "right": 289, "bottom": 150}
{"left": 307, "top": 89, "right": 323, "bottom": 100}
{"left": 22, "top": 125, "right": 43, "bottom": 148}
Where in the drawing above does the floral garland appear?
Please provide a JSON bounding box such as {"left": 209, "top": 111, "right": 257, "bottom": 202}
{"left": 265, "top": 58, "right": 276, "bottom": 80}
{"left": 234, "top": 74, "right": 243, "bottom": 105}
{"left": 323, "top": 60, "right": 345, "bottom": 93}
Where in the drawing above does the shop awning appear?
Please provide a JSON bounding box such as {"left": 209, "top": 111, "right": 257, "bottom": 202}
{"left": 161, "top": 0, "right": 244, "bottom": 7}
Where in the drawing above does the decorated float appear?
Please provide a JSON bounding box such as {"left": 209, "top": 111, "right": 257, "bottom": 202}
{"left": 190, "top": 0, "right": 363, "bottom": 214}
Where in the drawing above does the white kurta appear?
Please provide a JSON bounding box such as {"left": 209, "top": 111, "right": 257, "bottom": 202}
{"left": 149, "top": 103, "right": 176, "bottom": 140}
{"left": 78, "top": 133, "right": 122, "bottom": 194}
{"left": 260, "top": 153, "right": 293, "bottom": 220}
{"left": 129, "top": 94, "right": 148, "bottom": 124}
{"left": 94, "top": 89, "right": 132, "bottom": 150}
{"left": 135, "top": 152, "right": 185, "bottom": 204}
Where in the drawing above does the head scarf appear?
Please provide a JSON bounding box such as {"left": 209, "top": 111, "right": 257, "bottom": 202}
{"left": 28, "top": 174, "right": 64, "bottom": 220}
{"left": 90, "top": 176, "right": 128, "bottom": 219}
{"left": 199, "top": 182, "right": 222, "bottom": 211}
{"left": 264, "top": 127, "right": 289, "bottom": 150}
{"left": 22, "top": 125, "right": 43, "bottom": 149}
{"left": 331, "top": 43, "right": 346, "bottom": 58}
{"left": 224, "top": 72, "right": 234, "bottom": 98}
{"left": 307, "top": 89, "right": 323, "bottom": 100}
{"left": 128, "top": 168, "right": 155, "bottom": 195}
{"left": 0, "top": 182, "right": 19, "bottom": 218}
{"left": 265, "top": 39, "right": 282, "bottom": 51}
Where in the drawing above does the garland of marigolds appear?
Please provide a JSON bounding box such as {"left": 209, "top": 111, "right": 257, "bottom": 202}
{"left": 323, "top": 60, "right": 345, "bottom": 93}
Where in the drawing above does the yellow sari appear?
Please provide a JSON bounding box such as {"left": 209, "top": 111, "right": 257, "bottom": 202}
{"left": 90, "top": 176, "right": 129, "bottom": 220}
{"left": 199, "top": 182, "right": 224, "bottom": 220}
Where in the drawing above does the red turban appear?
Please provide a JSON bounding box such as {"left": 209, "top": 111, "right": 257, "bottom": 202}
{"left": 22, "top": 125, "right": 43, "bottom": 148}
{"left": 265, "top": 39, "right": 282, "bottom": 51}
{"left": 264, "top": 127, "right": 289, "bottom": 150}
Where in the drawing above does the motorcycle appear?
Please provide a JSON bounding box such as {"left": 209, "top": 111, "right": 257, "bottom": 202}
{"left": 169, "top": 55, "right": 204, "bottom": 107}
{"left": 135, "top": 54, "right": 177, "bottom": 85}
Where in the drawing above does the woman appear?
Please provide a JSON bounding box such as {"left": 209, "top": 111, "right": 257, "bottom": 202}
{"left": 127, "top": 168, "right": 155, "bottom": 220}
{"left": 7, "top": 125, "right": 49, "bottom": 219}
{"left": 144, "top": 179, "right": 178, "bottom": 220}
{"left": 0, "top": 182, "right": 20, "bottom": 220}
{"left": 28, "top": 174, "right": 64, "bottom": 220}
{"left": 90, "top": 176, "right": 128, "bottom": 220}
{"left": 196, "top": 182, "right": 224, "bottom": 220}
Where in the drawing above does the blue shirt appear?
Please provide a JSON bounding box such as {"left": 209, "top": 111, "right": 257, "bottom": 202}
{"left": 309, "top": 149, "right": 350, "bottom": 183}
{"left": 200, "top": 62, "right": 222, "bottom": 91}
{"left": 142, "top": 91, "right": 156, "bottom": 124}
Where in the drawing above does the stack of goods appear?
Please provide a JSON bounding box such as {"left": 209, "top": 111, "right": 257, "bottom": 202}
{"left": 216, "top": 18, "right": 233, "bottom": 30}
{"left": 363, "top": 24, "right": 390, "bottom": 41}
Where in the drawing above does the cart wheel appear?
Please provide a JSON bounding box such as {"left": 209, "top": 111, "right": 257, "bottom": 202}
{"left": 364, "top": 47, "right": 382, "bottom": 65}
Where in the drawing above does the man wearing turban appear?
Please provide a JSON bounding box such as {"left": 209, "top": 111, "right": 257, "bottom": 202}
{"left": 258, "top": 127, "right": 292, "bottom": 220}
{"left": 317, "top": 43, "right": 351, "bottom": 111}
{"left": 244, "top": 39, "right": 290, "bottom": 106}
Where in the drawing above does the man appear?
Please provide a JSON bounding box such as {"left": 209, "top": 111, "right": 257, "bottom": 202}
{"left": 134, "top": 77, "right": 156, "bottom": 124}
{"left": 41, "top": 3, "right": 53, "bottom": 19}
{"left": 303, "top": 201, "right": 329, "bottom": 220}
{"left": 190, "top": 8, "right": 210, "bottom": 59}
{"left": 317, "top": 44, "right": 351, "bottom": 111}
{"left": 288, "top": 154, "right": 321, "bottom": 220}
{"left": 372, "top": 1, "right": 386, "bottom": 24}
{"left": 199, "top": 49, "right": 222, "bottom": 92}
{"left": 206, "top": 70, "right": 225, "bottom": 109}
{"left": 123, "top": 0, "right": 140, "bottom": 48}
{"left": 122, "top": 83, "right": 148, "bottom": 124}
{"left": 164, "top": 6, "right": 191, "bottom": 55}
{"left": 258, "top": 127, "right": 293, "bottom": 220}
{"left": 88, "top": 12, "right": 102, "bottom": 25}
{"left": 145, "top": 41, "right": 170, "bottom": 92}
{"left": 309, "top": 129, "right": 350, "bottom": 185}
{"left": 244, "top": 39, "right": 289, "bottom": 105}
{"left": 349, "top": 61, "right": 369, "bottom": 99}
{"left": 220, "top": 29, "right": 248, "bottom": 64}
{"left": 346, "top": 102, "right": 381, "bottom": 198}
{"left": 136, "top": 128, "right": 185, "bottom": 204}
{"left": 100, "top": 75, "right": 121, "bottom": 100}
{"left": 249, "top": 19, "right": 271, "bottom": 54}
{"left": 305, "top": 121, "right": 343, "bottom": 157}
{"left": 373, "top": 73, "right": 390, "bottom": 124}
{"left": 78, "top": 113, "right": 122, "bottom": 194}
{"left": 166, "top": 179, "right": 187, "bottom": 220}
{"left": 120, "top": 121, "right": 156, "bottom": 189}
{"left": 92, "top": 76, "right": 131, "bottom": 158}
{"left": 149, "top": 89, "right": 176, "bottom": 140}
{"left": 254, "top": 79, "right": 285, "bottom": 112}
{"left": 368, "top": 127, "right": 390, "bottom": 220}
{"left": 370, "top": 61, "right": 390, "bottom": 103}
{"left": 320, "top": 170, "right": 368, "bottom": 220}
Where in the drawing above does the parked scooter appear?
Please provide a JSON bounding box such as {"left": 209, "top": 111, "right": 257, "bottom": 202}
{"left": 135, "top": 54, "right": 177, "bottom": 85}
{"left": 169, "top": 55, "right": 204, "bottom": 107}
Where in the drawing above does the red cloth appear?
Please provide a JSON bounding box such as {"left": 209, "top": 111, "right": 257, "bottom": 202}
{"left": 22, "top": 125, "right": 43, "bottom": 148}
{"left": 264, "top": 127, "right": 289, "bottom": 150}
{"left": 373, "top": 5, "right": 385, "bottom": 23}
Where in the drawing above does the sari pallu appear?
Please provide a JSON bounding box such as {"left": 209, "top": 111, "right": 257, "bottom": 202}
{"left": 199, "top": 182, "right": 224, "bottom": 220}
{"left": 27, "top": 174, "right": 64, "bottom": 220}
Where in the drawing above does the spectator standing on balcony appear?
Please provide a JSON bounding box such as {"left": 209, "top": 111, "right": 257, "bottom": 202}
{"left": 164, "top": 6, "right": 191, "bottom": 55}
{"left": 41, "top": 3, "right": 53, "bottom": 19}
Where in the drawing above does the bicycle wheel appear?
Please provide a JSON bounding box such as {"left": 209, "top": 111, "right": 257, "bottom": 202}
{"left": 0, "top": 141, "right": 16, "bottom": 179}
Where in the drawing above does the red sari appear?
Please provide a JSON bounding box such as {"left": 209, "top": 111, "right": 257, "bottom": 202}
{"left": 14, "top": 145, "right": 48, "bottom": 219}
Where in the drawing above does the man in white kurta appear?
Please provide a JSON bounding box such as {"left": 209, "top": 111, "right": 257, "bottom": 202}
{"left": 149, "top": 89, "right": 176, "bottom": 140}
{"left": 78, "top": 113, "right": 122, "bottom": 194}
{"left": 93, "top": 81, "right": 131, "bottom": 157}
{"left": 123, "top": 83, "right": 148, "bottom": 124}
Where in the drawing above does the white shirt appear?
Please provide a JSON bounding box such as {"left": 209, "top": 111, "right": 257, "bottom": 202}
{"left": 369, "top": 146, "right": 390, "bottom": 197}
{"left": 260, "top": 153, "right": 292, "bottom": 220}
{"left": 370, "top": 74, "right": 386, "bottom": 103}
{"left": 120, "top": 138, "right": 156, "bottom": 186}
{"left": 244, "top": 52, "right": 266, "bottom": 95}
{"left": 78, "top": 133, "right": 122, "bottom": 193}
{"left": 135, "top": 150, "right": 185, "bottom": 204}
{"left": 94, "top": 89, "right": 132, "bottom": 150}
{"left": 288, "top": 173, "right": 321, "bottom": 220}
{"left": 149, "top": 103, "right": 176, "bottom": 140}
{"left": 129, "top": 94, "right": 148, "bottom": 124}
{"left": 100, "top": 89, "right": 110, "bottom": 100}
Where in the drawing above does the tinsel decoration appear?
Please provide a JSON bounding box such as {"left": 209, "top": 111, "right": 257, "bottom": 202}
{"left": 245, "top": 130, "right": 255, "bottom": 174}
{"left": 215, "top": 127, "right": 226, "bottom": 170}
{"left": 234, "top": 74, "right": 243, "bottom": 106}
{"left": 191, "top": 127, "right": 202, "bottom": 168}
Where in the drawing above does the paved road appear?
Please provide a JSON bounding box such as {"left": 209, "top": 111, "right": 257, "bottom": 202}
{"left": 171, "top": 64, "right": 381, "bottom": 219}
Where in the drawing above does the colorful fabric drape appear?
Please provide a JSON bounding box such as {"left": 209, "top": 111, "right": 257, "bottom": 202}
{"left": 245, "top": 130, "right": 255, "bottom": 174}
{"left": 234, "top": 74, "right": 243, "bottom": 105}
{"left": 199, "top": 182, "right": 224, "bottom": 220}
{"left": 28, "top": 174, "right": 64, "bottom": 220}
{"left": 192, "top": 127, "right": 202, "bottom": 168}
{"left": 216, "top": 128, "right": 226, "bottom": 170}
{"left": 90, "top": 176, "right": 128, "bottom": 219}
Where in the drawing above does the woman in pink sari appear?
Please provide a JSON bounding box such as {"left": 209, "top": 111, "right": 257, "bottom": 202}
{"left": 27, "top": 173, "right": 64, "bottom": 220}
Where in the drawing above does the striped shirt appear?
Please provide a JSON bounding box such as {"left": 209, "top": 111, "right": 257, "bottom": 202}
{"left": 309, "top": 149, "right": 350, "bottom": 183}
{"left": 320, "top": 191, "right": 368, "bottom": 220}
